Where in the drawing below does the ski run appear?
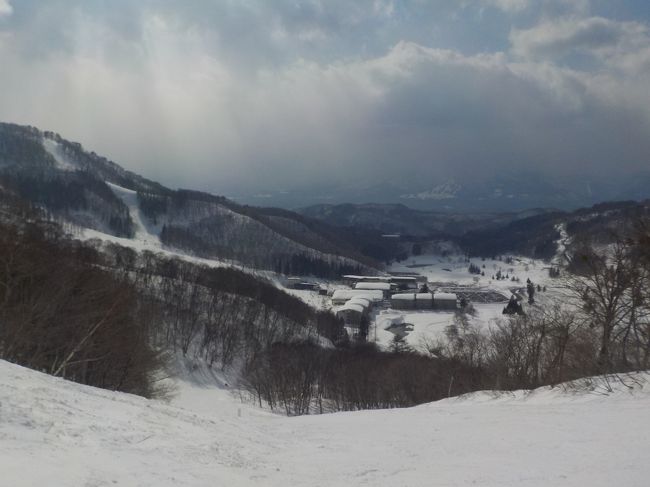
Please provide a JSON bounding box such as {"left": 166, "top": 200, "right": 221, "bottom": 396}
{"left": 1, "top": 359, "right": 649, "bottom": 486}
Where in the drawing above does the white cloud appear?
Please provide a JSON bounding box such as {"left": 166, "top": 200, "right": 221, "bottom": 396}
{"left": 482, "top": 0, "right": 530, "bottom": 13}
{"left": 0, "top": 1, "right": 649, "bottom": 194}
{"left": 510, "top": 16, "right": 650, "bottom": 65}
{"left": 0, "top": 0, "right": 12, "bottom": 17}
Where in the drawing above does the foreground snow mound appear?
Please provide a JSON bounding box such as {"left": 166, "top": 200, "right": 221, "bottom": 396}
{"left": 1, "top": 361, "right": 649, "bottom": 487}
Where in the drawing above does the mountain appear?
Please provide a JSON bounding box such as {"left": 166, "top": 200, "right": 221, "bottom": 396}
{"left": 400, "top": 179, "right": 462, "bottom": 201}
{"left": 3, "top": 121, "right": 648, "bottom": 272}
{"left": 299, "top": 202, "right": 553, "bottom": 237}
{"left": 0, "top": 122, "right": 376, "bottom": 277}
{"left": 300, "top": 198, "right": 650, "bottom": 262}
{"left": 459, "top": 199, "right": 650, "bottom": 259}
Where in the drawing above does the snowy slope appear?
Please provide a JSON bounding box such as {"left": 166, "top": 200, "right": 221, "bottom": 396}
{"left": 42, "top": 138, "right": 77, "bottom": 171}
{"left": 1, "top": 360, "right": 649, "bottom": 486}
{"left": 106, "top": 182, "right": 162, "bottom": 246}
{"left": 77, "top": 182, "right": 249, "bottom": 272}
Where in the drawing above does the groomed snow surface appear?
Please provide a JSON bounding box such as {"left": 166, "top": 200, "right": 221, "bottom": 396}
{"left": 1, "top": 360, "right": 649, "bottom": 486}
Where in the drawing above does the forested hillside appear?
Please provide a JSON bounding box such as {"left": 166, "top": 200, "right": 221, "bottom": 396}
{"left": 0, "top": 124, "right": 135, "bottom": 236}
{"left": 459, "top": 200, "right": 650, "bottom": 260}
{"left": 0, "top": 211, "right": 343, "bottom": 397}
{"left": 0, "top": 214, "right": 487, "bottom": 411}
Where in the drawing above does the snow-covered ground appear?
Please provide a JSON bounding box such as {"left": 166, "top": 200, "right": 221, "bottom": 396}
{"left": 106, "top": 182, "right": 163, "bottom": 247}
{"left": 1, "top": 359, "right": 649, "bottom": 486}
{"left": 390, "top": 253, "right": 553, "bottom": 293}
{"left": 371, "top": 254, "right": 560, "bottom": 350}
{"left": 374, "top": 304, "right": 506, "bottom": 349}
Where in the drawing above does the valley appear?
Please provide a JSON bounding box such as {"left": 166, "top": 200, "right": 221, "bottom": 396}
{"left": 1, "top": 122, "right": 649, "bottom": 486}
{"left": 3, "top": 2, "right": 650, "bottom": 484}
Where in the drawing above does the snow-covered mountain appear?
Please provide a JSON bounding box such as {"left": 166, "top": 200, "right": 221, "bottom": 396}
{"left": 1, "top": 358, "right": 648, "bottom": 486}
{"left": 400, "top": 179, "right": 462, "bottom": 201}
{"left": 0, "top": 122, "right": 376, "bottom": 276}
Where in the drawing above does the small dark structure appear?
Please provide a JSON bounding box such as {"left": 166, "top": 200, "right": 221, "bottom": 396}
{"left": 502, "top": 295, "right": 525, "bottom": 316}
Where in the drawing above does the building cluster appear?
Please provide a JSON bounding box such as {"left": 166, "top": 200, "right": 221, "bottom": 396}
{"left": 333, "top": 273, "right": 458, "bottom": 331}
{"left": 283, "top": 272, "right": 460, "bottom": 337}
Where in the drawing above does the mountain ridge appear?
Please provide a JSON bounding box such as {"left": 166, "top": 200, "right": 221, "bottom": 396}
{"left": 0, "top": 122, "right": 378, "bottom": 276}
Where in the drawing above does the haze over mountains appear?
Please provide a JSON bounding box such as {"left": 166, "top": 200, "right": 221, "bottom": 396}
{"left": 236, "top": 172, "right": 650, "bottom": 211}
{"left": 2, "top": 121, "right": 649, "bottom": 268}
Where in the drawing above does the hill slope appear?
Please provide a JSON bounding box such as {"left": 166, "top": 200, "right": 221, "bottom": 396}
{"left": 1, "top": 359, "right": 648, "bottom": 486}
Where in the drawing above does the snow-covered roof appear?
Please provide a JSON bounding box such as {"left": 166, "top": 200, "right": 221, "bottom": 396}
{"left": 435, "top": 293, "right": 457, "bottom": 301}
{"left": 391, "top": 293, "right": 417, "bottom": 300}
{"left": 342, "top": 275, "right": 391, "bottom": 282}
{"left": 354, "top": 282, "right": 391, "bottom": 291}
{"left": 348, "top": 297, "right": 371, "bottom": 308}
{"left": 391, "top": 293, "right": 436, "bottom": 301}
{"left": 332, "top": 289, "right": 383, "bottom": 301}
{"left": 335, "top": 303, "right": 365, "bottom": 314}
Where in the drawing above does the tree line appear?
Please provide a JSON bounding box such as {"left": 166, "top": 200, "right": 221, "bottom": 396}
{"left": 0, "top": 220, "right": 161, "bottom": 397}
{"left": 242, "top": 341, "right": 483, "bottom": 415}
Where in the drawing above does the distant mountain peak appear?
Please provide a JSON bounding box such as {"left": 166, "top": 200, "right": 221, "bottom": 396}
{"left": 400, "top": 179, "right": 461, "bottom": 201}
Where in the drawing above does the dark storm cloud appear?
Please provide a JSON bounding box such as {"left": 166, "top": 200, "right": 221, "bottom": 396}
{"left": 0, "top": 0, "right": 649, "bottom": 194}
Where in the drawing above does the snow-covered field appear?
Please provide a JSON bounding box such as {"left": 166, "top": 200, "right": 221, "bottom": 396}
{"left": 1, "top": 359, "right": 649, "bottom": 486}
{"left": 368, "top": 253, "right": 559, "bottom": 349}
{"left": 390, "top": 253, "right": 554, "bottom": 294}
{"left": 374, "top": 304, "right": 505, "bottom": 349}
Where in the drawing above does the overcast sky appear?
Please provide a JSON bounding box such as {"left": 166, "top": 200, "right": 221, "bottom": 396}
{"left": 1, "top": 0, "right": 650, "bottom": 194}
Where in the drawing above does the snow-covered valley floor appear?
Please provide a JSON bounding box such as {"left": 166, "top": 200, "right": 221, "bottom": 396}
{"left": 1, "top": 360, "right": 649, "bottom": 486}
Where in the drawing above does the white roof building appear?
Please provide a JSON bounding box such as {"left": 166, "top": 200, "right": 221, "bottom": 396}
{"left": 354, "top": 282, "right": 391, "bottom": 291}
{"left": 391, "top": 294, "right": 410, "bottom": 301}
{"left": 348, "top": 297, "right": 372, "bottom": 308}
{"left": 335, "top": 303, "right": 366, "bottom": 314}
{"left": 331, "top": 289, "right": 384, "bottom": 303}
{"left": 435, "top": 293, "right": 458, "bottom": 301}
